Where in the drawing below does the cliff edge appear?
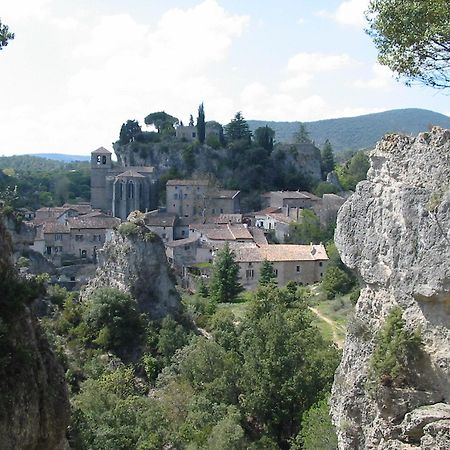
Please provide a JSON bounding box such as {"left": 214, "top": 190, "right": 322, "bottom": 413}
{"left": 0, "top": 220, "right": 70, "bottom": 450}
{"left": 331, "top": 127, "right": 450, "bottom": 449}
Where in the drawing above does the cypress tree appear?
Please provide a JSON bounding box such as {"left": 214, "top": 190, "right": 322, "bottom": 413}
{"left": 197, "top": 103, "right": 206, "bottom": 144}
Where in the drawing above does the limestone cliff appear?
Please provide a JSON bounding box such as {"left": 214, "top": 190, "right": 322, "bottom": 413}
{"left": 331, "top": 127, "right": 450, "bottom": 449}
{"left": 0, "top": 219, "right": 70, "bottom": 450}
{"left": 82, "top": 222, "right": 181, "bottom": 319}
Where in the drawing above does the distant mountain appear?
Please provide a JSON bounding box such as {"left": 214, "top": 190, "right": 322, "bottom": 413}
{"left": 248, "top": 108, "right": 450, "bottom": 153}
{"left": 28, "top": 153, "right": 90, "bottom": 162}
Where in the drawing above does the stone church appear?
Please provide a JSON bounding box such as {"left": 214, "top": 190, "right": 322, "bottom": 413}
{"left": 90, "top": 147, "right": 158, "bottom": 220}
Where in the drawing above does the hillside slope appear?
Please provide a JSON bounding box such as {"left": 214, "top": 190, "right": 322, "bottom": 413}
{"left": 248, "top": 108, "right": 450, "bottom": 152}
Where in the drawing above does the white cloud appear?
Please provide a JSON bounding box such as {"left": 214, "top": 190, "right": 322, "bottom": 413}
{"left": 1, "top": 0, "right": 53, "bottom": 22}
{"left": 319, "top": 0, "right": 370, "bottom": 27}
{"left": 355, "top": 63, "right": 395, "bottom": 89}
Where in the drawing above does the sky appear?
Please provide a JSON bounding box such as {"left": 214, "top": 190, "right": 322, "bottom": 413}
{"left": 0, "top": 0, "right": 449, "bottom": 156}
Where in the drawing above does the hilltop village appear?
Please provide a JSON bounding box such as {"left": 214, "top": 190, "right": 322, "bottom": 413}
{"left": 6, "top": 113, "right": 349, "bottom": 292}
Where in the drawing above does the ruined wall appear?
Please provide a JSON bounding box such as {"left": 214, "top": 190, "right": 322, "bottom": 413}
{"left": 331, "top": 127, "right": 450, "bottom": 449}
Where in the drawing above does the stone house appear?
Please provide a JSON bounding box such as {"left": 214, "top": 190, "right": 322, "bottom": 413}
{"left": 41, "top": 222, "right": 71, "bottom": 259}
{"left": 261, "top": 190, "right": 319, "bottom": 209}
{"left": 166, "top": 179, "right": 240, "bottom": 219}
{"left": 143, "top": 211, "right": 178, "bottom": 243}
{"left": 175, "top": 122, "right": 223, "bottom": 142}
{"left": 234, "top": 244, "right": 328, "bottom": 290}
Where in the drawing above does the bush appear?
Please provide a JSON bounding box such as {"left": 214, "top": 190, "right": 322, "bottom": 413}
{"left": 322, "top": 266, "right": 353, "bottom": 299}
{"left": 118, "top": 222, "right": 139, "bottom": 237}
{"left": 370, "top": 306, "right": 422, "bottom": 386}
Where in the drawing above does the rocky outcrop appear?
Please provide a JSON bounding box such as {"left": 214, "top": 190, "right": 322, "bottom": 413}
{"left": 82, "top": 222, "right": 181, "bottom": 319}
{"left": 331, "top": 127, "right": 450, "bottom": 449}
{"left": 0, "top": 219, "right": 70, "bottom": 450}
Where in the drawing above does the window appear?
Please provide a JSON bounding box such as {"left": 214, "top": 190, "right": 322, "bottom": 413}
{"left": 174, "top": 193, "right": 178, "bottom": 200}
{"left": 55, "top": 234, "right": 63, "bottom": 241}
{"left": 274, "top": 269, "right": 278, "bottom": 276}
{"left": 319, "top": 261, "right": 323, "bottom": 267}
{"left": 248, "top": 262, "right": 253, "bottom": 267}
{"left": 81, "top": 250, "right": 87, "bottom": 258}
{"left": 246, "top": 269, "right": 254, "bottom": 279}
{"left": 58, "top": 246, "right": 63, "bottom": 252}
{"left": 320, "top": 272, "right": 323, "bottom": 277}
{"left": 184, "top": 245, "right": 190, "bottom": 250}
{"left": 102, "top": 155, "right": 107, "bottom": 164}
{"left": 220, "top": 208, "right": 224, "bottom": 213}
{"left": 184, "top": 193, "right": 188, "bottom": 199}
{"left": 93, "top": 235, "right": 97, "bottom": 242}
{"left": 162, "top": 233, "right": 166, "bottom": 239}
{"left": 212, "top": 208, "right": 216, "bottom": 214}
{"left": 96, "top": 155, "right": 101, "bottom": 164}
{"left": 75, "top": 235, "right": 83, "bottom": 242}
{"left": 181, "top": 230, "right": 186, "bottom": 236}
{"left": 192, "top": 132, "right": 196, "bottom": 138}
{"left": 296, "top": 265, "right": 301, "bottom": 272}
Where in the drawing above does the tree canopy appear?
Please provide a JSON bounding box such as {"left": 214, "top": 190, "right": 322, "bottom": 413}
{"left": 119, "top": 120, "right": 142, "bottom": 145}
{"left": 196, "top": 103, "right": 206, "bottom": 144}
{"left": 224, "top": 112, "right": 252, "bottom": 143}
{"left": 144, "top": 111, "right": 179, "bottom": 134}
{"left": 254, "top": 125, "right": 275, "bottom": 152}
{"left": 293, "top": 123, "right": 311, "bottom": 144}
{"left": 0, "top": 20, "right": 14, "bottom": 51}
{"left": 321, "top": 139, "right": 335, "bottom": 177}
{"left": 366, "top": 0, "right": 450, "bottom": 88}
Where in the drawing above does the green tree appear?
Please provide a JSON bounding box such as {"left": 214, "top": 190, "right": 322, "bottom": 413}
{"left": 157, "top": 316, "right": 191, "bottom": 365}
{"left": 189, "top": 114, "right": 195, "bottom": 127}
{"left": 321, "top": 139, "right": 335, "bottom": 177}
{"left": 322, "top": 266, "right": 353, "bottom": 299}
{"left": 239, "top": 285, "right": 340, "bottom": 445}
{"left": 209, "top": 243, "right": 243, "bottom": 304}
{"left": 119, "top": 120, "right": 142, "bottom": 145}
{"left": 258, "top": 259, "right": 277, "bottom": 286}
{"left": 336, "top": 151, "right": 370, "bottom": 190}
{"left": 225, "top": 112, "right": 252, "bottom": 143}
{"left": 196, "top": 103, "right": 206, "bottom": 144}
{"left": 291, "top": 395, "right": 338, "bottom": 450}
{"left": 288, "top": 209, "right": 325, "bottom": 244}
{"left": 0, "top": 20, "right": 14, "bottom": 51}
{"left": 366, "top": 0, "right": 450, "bottom": 88}
{"left": 82, "top": 288, "right": 144, "bottom": 355}
{"left": 293, "top": 123, "right": 311, "bottom": 143}
{"left": 144, "top": 111, "right": 179, "bottom": 134}
{"left": 254, "top": 126, "right": 275, "bottom": 152}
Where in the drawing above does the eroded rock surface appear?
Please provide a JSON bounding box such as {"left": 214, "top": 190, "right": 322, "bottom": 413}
{"left": 0, "top": 220, "right": 70, "bottom": 450}
{"left": 331, "top": 127, "right": 450, "bottom": 449}
{"left": 82, "top": 223, "right": 181, "bottom": 319}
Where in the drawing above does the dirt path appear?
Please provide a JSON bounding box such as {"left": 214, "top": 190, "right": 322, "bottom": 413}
{"left": 309, "top": 307, "right": 345, "bottom": 349}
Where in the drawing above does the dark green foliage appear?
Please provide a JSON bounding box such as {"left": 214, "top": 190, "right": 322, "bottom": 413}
{"left": 144, "top": 111, "right": 178, "bottom": 135}
{"left": 197, "top": 103, "right": 206, "bottom": 144}
{"left": 225, "top": 112, "right": 252, "bottom": 143}
{"left": 189, "top": 114, "right": 195, "bottom": 127}
{"left": 117, "top": 222, "right": 139, "bottom": 236}
{"left": 322, "top": 267, "right": 353, "bottom": 299}
{"left": 321, "top": 139, "right": 335, "bottom": 177}
{"left": 288, "top": 209, "right": 333, "bottom": 245}
{"left": 119, "top": 120, "right": 142, "bottom": 145}
{"left": 366, "top": 0, "right": 450, "bottom": 89}
{"left": 239, "top": 286, "right": 341, "bottom": 444}
{"left": 371, "top": 306, "right": 422, "bottom": 386}
{"left": 313, "top": 182, "right": 339, "bottom": 197}
{"left": 181, "top": 144, "right": 195, "bottom": 174}
{"left": 293, "top": 123, "right": 311, "bottom": 143}
{"left": 209, "top": 243, "right": 243, "bottom": 304}
{"left": 291, "top": 395, "right": 337, "bottom": 450}
{"left": 258, "top": 259, "right": 277, "bottom": 286}
{"left": 254, "top": 125, "right": 275, "bottom": 152}
{"left": 157, "top": 316, "right": 191, "bottom": 364}
{"left": 0, "top": 20, "right": 14, "bottom": 51}
{"left": 82, "top": 288, "right": 145, "bottom": 355}
{"left": 336, "top": 151, "right": 370, "bottom": 190}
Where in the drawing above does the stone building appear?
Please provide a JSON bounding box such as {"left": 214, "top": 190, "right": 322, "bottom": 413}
{"left": 90, "top": 147, "right": 158, "bottom": 219}
{"left": 166, "top": 179, "right": 240, "bottom": 219}
{"left": 234, "top": 244, "right": 328, "bottom": 290}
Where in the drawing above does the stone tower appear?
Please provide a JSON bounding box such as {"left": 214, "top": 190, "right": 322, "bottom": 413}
{"left": 91, "top": 147, "right": 112, "bottom": 211}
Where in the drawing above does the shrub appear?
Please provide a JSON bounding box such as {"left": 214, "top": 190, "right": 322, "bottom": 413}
{"left": 322, "top": 266, "right": 353, "bottom": 299}
{"left": 118, "top": 222, "right": 139, "bottom": 237}
{"left": 370, "top": 306, "right": 422, "bottom": 386}
{"left": 143, "top": 231, "right": 158, "bottom": 242}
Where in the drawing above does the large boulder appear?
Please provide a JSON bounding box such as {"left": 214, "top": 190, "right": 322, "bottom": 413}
{"left": 331, "top": 127, "right": 450, "bottom": 449}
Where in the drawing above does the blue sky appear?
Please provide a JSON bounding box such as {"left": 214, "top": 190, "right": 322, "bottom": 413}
{"left": 0, "top": 0, "right": 448, "bottom": 156}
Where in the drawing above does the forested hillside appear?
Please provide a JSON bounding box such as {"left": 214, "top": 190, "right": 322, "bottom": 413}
{"left": 248, "top": 108, "right": 450, "bottom": 152}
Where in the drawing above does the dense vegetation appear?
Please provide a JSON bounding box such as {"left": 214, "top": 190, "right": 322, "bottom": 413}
{"left": 0, "top": 155, "right": 90, "bottom": 209}
{"left": 40, "top": 280, "right": 341, "bottom": 450}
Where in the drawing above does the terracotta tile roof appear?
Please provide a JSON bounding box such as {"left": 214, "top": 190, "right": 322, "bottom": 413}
{"left": 42, "top": 222, "right": 70, "bottom": 234}
{"left": 62, "top": 203, "right": 96, "bottom": 214}
{"left": 206, "top": 214, "right": 243, "bottom": 224}
{"left": 92, "top": 147, "right": 111, "bottom": 154}
{"left": 253, "top": 207, "right": 282, "bottom": 215}
{"left": 234, "top": 244, "right": 328, "bottom": 262}
{"left": 67, "top": 216, "right": 120, "bottom": 230}
{"left": 144, "top": 212, "right": 178, "bottom": 227}
{"left": 166, "top": 235, "right": 199, "bottom": 247}
{"left": 193, "top": 223, "right": 253, "bottom": 241}
{"left": 249, "top": 227, "right": 268, "bottom": 245}
{"left": 166, "top": 179, "right": 210, "bottom": 186}
{"left": 271, "top": 191, "right": 311, "bottom": 199}
{"left": 268, "top": 213, "right": 295, "bottom": 224}
{"left": 116, "top": 170, "right": 146, "bottom": 178}
{"left": 299, "top": 191, "right": 320, "bottom": 201}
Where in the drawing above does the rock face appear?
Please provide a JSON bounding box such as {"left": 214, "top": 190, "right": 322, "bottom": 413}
{"left": 0, "top": 220, "right": 70, "bottom": 450}
{"left": 82, "top": 225, "right": 181, "bottom": 319}
{"left": 331, "top": 127, "right": 450, "bottom": 449}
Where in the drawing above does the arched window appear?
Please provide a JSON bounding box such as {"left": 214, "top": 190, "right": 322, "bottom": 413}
{"left": 128, "top": 181, "right": 134, "bottom": 199}
{"left": 102, "top": 155, "right": 107, "bottom": 164}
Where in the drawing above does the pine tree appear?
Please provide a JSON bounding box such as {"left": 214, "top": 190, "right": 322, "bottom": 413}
{"left": 196, "top": 103, "right": 206, "bottom": 144}
{"left": 259, "top": 259, "right": 277, "bottom": 286}
{"left": 321, "top": 139, "right": 335, "bottom": 178}
{"left": 189, "top": 114, "right": 195, "bottom": 127}
{"left": 209, "top": 243, "right": 243, "bottom": 304}
{"left": 293, "top": 123, "right": 311, "bottom": 144}
{"left": 224, "top": 112, "right": 252, "bottom": 143}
